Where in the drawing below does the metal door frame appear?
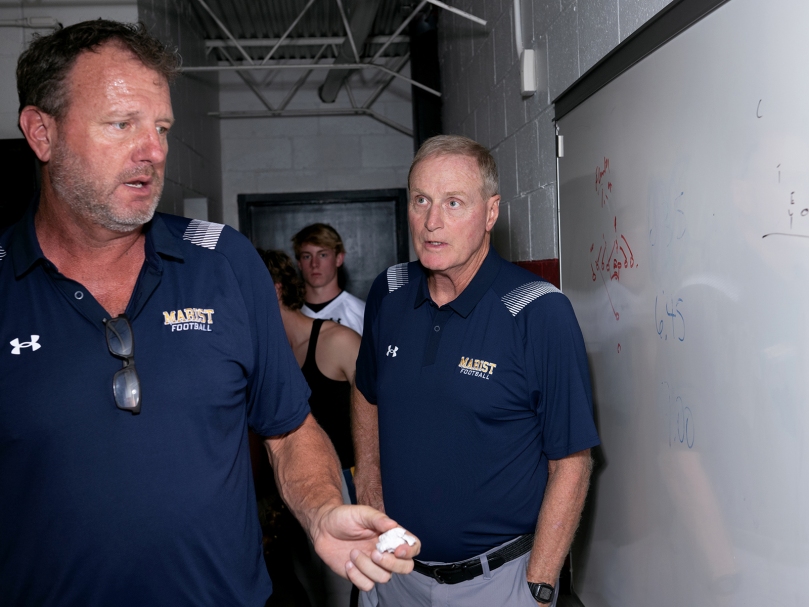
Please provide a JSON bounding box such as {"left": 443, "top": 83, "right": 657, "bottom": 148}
{"left": 238, "top": 188, "right": 409, "bottom": 263}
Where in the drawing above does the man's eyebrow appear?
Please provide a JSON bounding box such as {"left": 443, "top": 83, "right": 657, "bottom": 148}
{"left": 411, "top": 189, "right": 468, "bottom": 196}
{"left": 106, "top": 110, "right": 174, "bottom": 125}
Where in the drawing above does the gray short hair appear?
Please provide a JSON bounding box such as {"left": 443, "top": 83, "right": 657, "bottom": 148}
{"left": 408, "top": 135, "right": 499, "bottom": 199}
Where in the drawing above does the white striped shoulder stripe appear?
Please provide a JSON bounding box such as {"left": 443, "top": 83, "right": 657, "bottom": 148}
{"left": 501, "top": 281, "right": 561, "bottom": 316}
{"left": 0, "top": 245, "right": 6, "bottom": 261}
{"left": 183, "top": 219, "right": 225, "bottom": 250}
{"left": 386, "top": 263, "right": 409, "bottom": 293}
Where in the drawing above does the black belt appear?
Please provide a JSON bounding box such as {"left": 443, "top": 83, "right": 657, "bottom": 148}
{"left": 413, "top": 534, "right": 534, "bottom": 585}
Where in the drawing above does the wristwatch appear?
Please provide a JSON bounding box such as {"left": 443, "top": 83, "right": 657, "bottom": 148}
{"left": 527, "top": 581, "right": 555, "bottom": 604}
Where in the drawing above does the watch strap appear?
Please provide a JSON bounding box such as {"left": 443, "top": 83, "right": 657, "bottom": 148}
{"left": 527, "top": 581, "right": 555, "bottom": 604}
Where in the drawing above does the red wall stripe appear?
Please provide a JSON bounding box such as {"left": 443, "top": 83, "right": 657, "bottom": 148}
{"left": 514, "top": 259, "right": 560, "bottom": 289}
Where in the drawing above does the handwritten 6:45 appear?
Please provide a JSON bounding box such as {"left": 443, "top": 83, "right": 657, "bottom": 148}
{"left": 655, "top": 292, "right": 685, "bottom": 342}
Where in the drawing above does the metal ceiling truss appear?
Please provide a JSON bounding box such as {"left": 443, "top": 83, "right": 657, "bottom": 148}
{"left": 184, "top": 0, "right": 486, "bottom": 137}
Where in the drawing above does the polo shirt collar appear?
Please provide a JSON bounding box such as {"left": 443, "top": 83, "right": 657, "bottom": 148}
{"left": 145, "top": 213, "right": 184, "bottom": 267}
{"left": 10, "top": 194, "right": 43, "bottom": 278}
{"left": 10, "top": 196, "right": 183, "bottom": 279}
{"left": 414, "top": 245, "right": 502, "bottom": 318}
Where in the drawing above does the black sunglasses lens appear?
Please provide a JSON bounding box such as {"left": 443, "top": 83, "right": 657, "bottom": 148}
{"left": 113, "top": 365, "right": 141, "bottom": 413}
{"left": 106, "top": 316, "right": 134, "bottom": 358}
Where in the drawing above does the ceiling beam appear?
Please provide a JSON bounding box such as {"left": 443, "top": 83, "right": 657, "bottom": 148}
{"left": 318, "top": 0, "right": 383, "bottom": 103}
{"left": 204, "top": 36, "right": 409, "bottom": 49}
{"left": 209, "top": 108, "right": 413, "bottom": 138}
{"left": 181, "top": 61, "right": 440, "bottom": 98}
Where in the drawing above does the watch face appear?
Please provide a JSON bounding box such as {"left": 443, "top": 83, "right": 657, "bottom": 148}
{"left": 529, "top": 582, "right": 555, "bottom": 603}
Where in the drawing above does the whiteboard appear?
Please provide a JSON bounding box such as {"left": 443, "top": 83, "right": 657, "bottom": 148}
{"left": 558, "top": 0, "right": 809, "bottom": 605}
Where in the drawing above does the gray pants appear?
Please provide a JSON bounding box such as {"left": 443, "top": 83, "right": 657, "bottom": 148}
{"left": 360, "top": 538, "right": 559, "bottom": 607}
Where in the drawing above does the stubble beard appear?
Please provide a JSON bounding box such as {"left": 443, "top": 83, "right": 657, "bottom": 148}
{"left": 49, "top": 139, "right": 164, "bottom": 233}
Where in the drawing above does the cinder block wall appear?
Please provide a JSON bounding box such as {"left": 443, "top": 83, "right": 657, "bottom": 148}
{"left": 219, "top": 65, "right": 413, "bottom": 229}
{"left": 138, "top": 0, "right": 223, "bottom": 222}
{"left": 437, "top": 0, "right": 672, "bottom": 262}
{"left": 0, "top": 3, "right": 138, "bottom": 139}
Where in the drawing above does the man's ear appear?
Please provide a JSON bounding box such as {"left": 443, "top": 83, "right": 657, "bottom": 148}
{"left": 335, "top": 251, "right": 345, "bottom": 268}
{"left": 485, "top": 195, "right": 500, "bottom": 232}
{"left": 19, "top": 106, "right": 56, "bottom": 163}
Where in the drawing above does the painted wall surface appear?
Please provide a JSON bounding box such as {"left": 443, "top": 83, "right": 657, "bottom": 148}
{"left": 219, "top": 63, "right": 413, "bottom": 229}
{"left": 436, "top": 0, "right": 673, "bottom": 262}
{"left": 138, "top": 0, "right": 222, "bottom": 222}
{"left": 0, "top": 3, "right": 138, "bottom": 139}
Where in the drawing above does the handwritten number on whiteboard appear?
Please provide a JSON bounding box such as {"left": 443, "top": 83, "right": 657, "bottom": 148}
{"left": 656, "top": 295, "right": 664, "bottom": 338}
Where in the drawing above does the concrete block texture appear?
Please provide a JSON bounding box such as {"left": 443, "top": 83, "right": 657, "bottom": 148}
{"left": 504, "top": 67, "right": 526, "bottom": 137}
{"left": 547, "top": 1, "right": 580, "bottom": 100}
{"left": 493, "top": 136, "right": 518, "bottom": 203}
{"left": 293, "top": 135, "right": 361, "bottom": 171}
{"left": 491, "top": 200, "right": 511, "bottom": 260}
{"left": 361, "top": 134, "right": 414, "bottom": 169}
{"left": 510, "top": 194, "right": 531, "bottom": 260}
{"left": 223, "top": 137, "right": 293, "bottom": 172}
{"left": 475, "top": 103, "right": 491, "bottom": 150}
{"left": 620, "top": 0, "right": 674, "bottom": 40}
{"left": 516, "top": 122, "right": 541, "bottom": 195}
{"left": 489, "top": 79, "right": 508, "bottom": 146}
{"left": 530, "top": 0, "right": 563, "bottom": 39}
{"left": 529, "top": 185, "right": 558, "bottom": 259}
{"left": 493, "top": 10, "right": 515, "bottom": 84}
{"left": 578, "top": 0, "right": 620, "bottom": 74}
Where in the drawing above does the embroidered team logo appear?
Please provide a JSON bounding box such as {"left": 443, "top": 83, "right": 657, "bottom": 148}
{"left": 10, "top": 335, "right": 41, "bottom": 355}
{"left": 163, "top": 308, "right": 214, "bottom": 332}
{"left": 458, "top": 356, "right": 497, "bottom": 380}
{"left": 386, "top": 345, "right": 398, "bottom": 357}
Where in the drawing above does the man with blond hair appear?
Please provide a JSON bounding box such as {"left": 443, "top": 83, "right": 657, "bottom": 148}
{"left": 293, "top": 223, "right": 365, "bottom": 335}
{"left": 352, "top": 135, "right": 600, "bottom": 606}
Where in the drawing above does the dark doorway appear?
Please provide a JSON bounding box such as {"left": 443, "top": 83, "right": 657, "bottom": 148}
{"left": 238, "top": 189, "right": 409, "bottom": 300}
{"left": 0, "top": 139, "right": 39, "bottom": 233}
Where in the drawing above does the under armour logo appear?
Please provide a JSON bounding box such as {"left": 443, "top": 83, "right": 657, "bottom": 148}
{"left": 11, "top": 335, "right": 41, "bottom": 355}
{"left": 386, "top": 345, "right": 398, "bottom": 357}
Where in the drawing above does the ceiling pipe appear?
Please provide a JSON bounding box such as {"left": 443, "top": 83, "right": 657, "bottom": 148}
{"left": 0, "top": 17, "right": 60, "bottom": 29}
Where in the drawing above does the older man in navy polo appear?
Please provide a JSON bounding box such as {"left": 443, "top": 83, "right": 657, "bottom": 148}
{"left": 353, "top": 135, "right": 600, "bottom": 606}
{"left": 0, "top": 20, "right": 418, "bottom": 606}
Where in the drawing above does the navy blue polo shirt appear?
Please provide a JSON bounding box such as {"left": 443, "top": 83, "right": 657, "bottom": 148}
{"left": 356, "top": 247, "right": 600, "bottom": 563}
{"left": 0, "top": 205, "right": 310, "bottom": 606}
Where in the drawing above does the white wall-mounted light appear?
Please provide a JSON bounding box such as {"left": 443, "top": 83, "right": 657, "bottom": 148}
{"left": 513, "top": 0, "right": 537, "bottom": 97}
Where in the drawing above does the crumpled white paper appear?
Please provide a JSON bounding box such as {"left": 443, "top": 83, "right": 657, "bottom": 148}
{"left": 376, "top": 526, "right": 417, "bottom": 553}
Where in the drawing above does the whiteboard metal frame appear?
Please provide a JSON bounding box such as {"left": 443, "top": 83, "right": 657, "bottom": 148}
{"left": 553, "top": 0, "right": 730, "bottom": 120}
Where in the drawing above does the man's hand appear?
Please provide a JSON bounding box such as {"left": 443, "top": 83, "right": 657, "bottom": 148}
{"left": 311, "top": 505, "right": 420, "bottom": 591}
